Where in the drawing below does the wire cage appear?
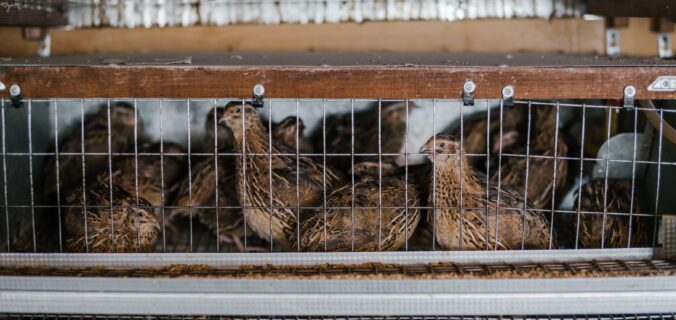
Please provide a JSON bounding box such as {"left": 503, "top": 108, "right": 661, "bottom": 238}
{"left": 0, "top": 53, "right": 675, "bottom": 316}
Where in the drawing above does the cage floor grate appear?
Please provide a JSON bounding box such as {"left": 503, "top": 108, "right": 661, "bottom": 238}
{"left": 1, "top": 259, "right": 674, "bottom": 279}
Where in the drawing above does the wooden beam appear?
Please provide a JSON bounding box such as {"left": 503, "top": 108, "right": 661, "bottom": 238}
{"left": 1, "top": 65, "right": 674, "bottom": 100}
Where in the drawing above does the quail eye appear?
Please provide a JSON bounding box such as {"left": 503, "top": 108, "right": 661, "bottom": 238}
{"left": 235, "top": 108, "right": 241, "bottom": 113}
{"left": 439, "top": 143, "right": 446, "bottom": 147}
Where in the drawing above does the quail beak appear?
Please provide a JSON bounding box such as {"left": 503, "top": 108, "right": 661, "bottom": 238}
{"left": 419, "top": 145, "right": 434, "bottom": 154}
{"left": 218, "top": 115, "right": 234, "bottom": 125}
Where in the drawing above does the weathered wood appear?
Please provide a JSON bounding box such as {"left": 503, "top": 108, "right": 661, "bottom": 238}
{"left": 1, "top": 64, "right": 675, "bottom": 99}
{"left": 0, "top": 5, "right": 67, "bottom": 27}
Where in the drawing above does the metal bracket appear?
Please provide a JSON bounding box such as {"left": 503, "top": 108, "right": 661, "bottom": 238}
{"left": 462, "top": 80, "right": 475, "bottom": 106}
{"left": 658, "top": 32, "right": 673, "bottom": 58}
{"left": 606, "top": 28, "right": 621, "bottom": 56}
{"left": 501, "top": 85, "right": 514, "bottom": 109}
{"left": 648, "top": 75, "right": 676, "bottom": 91}
{"left": 0, "top": 81, "right": 5, "bottom": 92}
{"left": 8, "top": 84, "right": 22, "bottom": 108}
{"left": 623, "top": 85, "right": 636, "bottom": 110}
{"left": 252, "top": 84, "right": 265, "bottom": 108}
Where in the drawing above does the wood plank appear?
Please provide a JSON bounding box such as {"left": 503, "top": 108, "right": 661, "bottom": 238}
{"left": 1, "top": 65, "right": 675, "bottom": 99}
{"left": 0, "top": 5, "right": 67, "bottom": 27}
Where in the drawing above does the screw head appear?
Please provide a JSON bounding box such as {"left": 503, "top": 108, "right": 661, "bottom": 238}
{"left": 662, "top": 79, "right": 670, "bottom": 88}
{"left": 9, "top": 84, "right": 20, "bottom": 97}
{"left": 463, "top": 80, "right": 476, "bottom": 93}
{"left": 624, "top": 85, "right": 636, "bottom": 97}
{"left": 502, "top": 85, "right": 514, "bottom": 98}
{"left": 252, "top": 84, "right": 265, "bottom": 97}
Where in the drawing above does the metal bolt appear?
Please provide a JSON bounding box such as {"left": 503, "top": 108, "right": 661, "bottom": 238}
{"left": 624, "top": 85, "right": 636, "bottom": 97}
{"left": 662, "top": 79, "right": 670, "bottom": 88}
{"left": 463, "top": 80, "right": 476, "bottom": 94}
{"left": 502, "top": 85, "right": 514, "bottom": 98}
{"left": 9, "top": 84, "right": 21, "bottom": 97}
{"left": 252, "top": 84, "right": 265, "bottom": 98}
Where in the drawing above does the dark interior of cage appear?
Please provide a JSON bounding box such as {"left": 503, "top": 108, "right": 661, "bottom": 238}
{"left": 0, "top": 98, "right": 674, "bottom": 253}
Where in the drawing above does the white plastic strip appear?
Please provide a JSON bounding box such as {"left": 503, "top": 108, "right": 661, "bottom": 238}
{"left": 0, "top": 276, "right": 674, "bottom": 315}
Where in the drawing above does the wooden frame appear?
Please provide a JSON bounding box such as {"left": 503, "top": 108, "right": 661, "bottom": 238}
{"left": 1, "top": 53, "right": 675, "bottom": 100}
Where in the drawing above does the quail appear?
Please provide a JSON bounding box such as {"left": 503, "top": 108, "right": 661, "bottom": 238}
{"left": 272, "top": 116, "right": 314, "bottom": 153}
{"left": 420, "top": 133, "right": 556, "bottom": 250}
{"left": 299, "top": 171, "right": 420, "bottom": 252}
{"left": 101, "top": 141, "right": 186, "bottom": 216}
{"left": 572, "top": 180, "right": 650, "bottom": 248}
{"left": 63, "top": 180, "right": 159, "bottom": 252}
{"left": 219, "top": 102, "right": 345, "bottom": 249}
{"left": 491, "top": 106, "right": 569, "bottom": 209}
{"left": 42, "top": 102, "right": 142, "bottom": 203}
{"left": 322, "top": 101, "right": 417, "bottom": 174}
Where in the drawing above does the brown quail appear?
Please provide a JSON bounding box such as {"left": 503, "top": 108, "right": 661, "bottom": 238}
{"left": 573, "top": 180, "right": 650, "bottom": 248}
{"left": 219, "top": 102, "right": 345, "bottom": 250}
{"left": 64, "top": 180, "right": 159, "bottom": 252}
{"left": 273, "top": 116, "right": 313, "bottom": 153}
{"left": 420, "top": 133, "right": 556, "bottom": 250}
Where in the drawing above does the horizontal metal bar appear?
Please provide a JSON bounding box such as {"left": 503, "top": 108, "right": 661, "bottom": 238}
{"left": 0, "top": 249, "right": 654, "bottom": 268}
{"left": 0, "top": 276, "right": 674, "bottom": 315}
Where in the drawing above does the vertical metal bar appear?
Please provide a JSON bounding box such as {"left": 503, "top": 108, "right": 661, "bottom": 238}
{"left": 213, "top": 99, "right": 220, "bottom": 252}
{"left": 133, "top": 99, "right": 141, "bottom": 252}
{"left": 268, "top": 99, "right": 274, "bottom": 252}
{"left": 574, "top": 103, "right": 587, "bottom": 249}
{"left": 79, "top": 99, "right": 89, "bottom": 252}
{"left": 404, "top": 99, "right": 410, "bottom": 251}
{"left": 27, "top": 99, "right": 37, "bottom": 251}
{"left": 295, "top": 98, "right": 300, "bottom": 251}
{"left": 431, "top": 99, "right": 437, "bottom": 251}
{"left": 653, "top": 108, "right": 664, "bottom": 247}
{"left": 459, "top": 100, "right": 465, "bottom": 250}
{"left": 627, "top": 106, "right": 639, "bottom": 247}
{"left": 159, "top": 99, "right": 166, "bottom": 252}
{"left": 494, "top": 99, "right": 504, "bottom": 251}
{"left": 106, "top": 100, "right": 114, "bottom": 251}
{"left": 548, "top": 102, "right": 561, "bottom": 249}
{"left": 484, "top": 100, "right": 491, "bottom": 250}
{"left": 350, "top": 99, "right": 355, "bottom": 252}
{"left": 600, "top": 105, "right": 613, "bottom": 248}
{"left": 322, "top": 99, "right": 328, "bottom": 251}
{"left": 53, "top": 100, "right": 63, "bottom": 252}
{"left": 186, "top": 99, "right": 193, "bottom": 252}
{"left": 377, "top": 99, "right": 383, "bottom": 251}
{"left": 241, "top": 98, "right": 248, "bottom": 251}
{"left": 521, "top": 101, "right": 533, "bottom": 250}
{"left": 1, "top": 99, "right": 8, "bottom": 252}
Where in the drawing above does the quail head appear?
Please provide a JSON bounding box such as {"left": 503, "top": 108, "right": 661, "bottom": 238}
{"left": 219, "top": 101, "right": 345, "bottom": 250}
{"left": 420, "top": 133, "right": 556, "bottom": 250}
{"left": 273, "top": 116, "right": 314, "bottom": 153}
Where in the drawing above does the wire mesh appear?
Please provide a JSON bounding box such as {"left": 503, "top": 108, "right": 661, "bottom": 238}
{"left": 0, "top": 315, "right": 674, "bottom": 320}
{"left": 0, "top": 98, "right": 673, "bottom": 254}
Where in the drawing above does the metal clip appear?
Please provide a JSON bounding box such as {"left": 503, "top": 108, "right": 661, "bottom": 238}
{"left": 0, "top": 81, "right": 5, "bottom": 92}
{"left": 659, "top": 32, "right": 673, "bottom": 58}
{"left": 501, "top": 85, "right": 514, "bottom": 109}
{"left": 9, "top": 84, "right": 22, "bottom": 108}
{"left": 623, "top": 85, "right": 636, "bottom": 110}
{"left": 252, "top": 84, "right": 265, "bottom": 108}
{"left": 462, "top": 80, "right": 475, "bottom": 106}
{"left": 606, "top": 28, "right": 621, "bottom": 56}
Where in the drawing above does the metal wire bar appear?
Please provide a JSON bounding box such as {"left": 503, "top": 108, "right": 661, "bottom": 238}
{"left": 295, "top": 98, "right": 300, "bottom": 252}
{"left": 323, "top": 99, "right": 328, "bottom": 251}
{"left": 652, "top": 109, "right": 664, "bottom": 247}
{"left": 431, "top": 99, "right": 436, "bottom": 251}
{"left": 186, "top": 99, "right": 193, "bottom": 252}
{"left": 133, "top": 99, "right": 141, "bottom": 252}
{"left": 459, "top": 100, "right": 465, "bottom": 251}
{"left": 160, "top": 99, "right": 167, "bottom": 252}
{"left": 494, "top": 99, "right": 504, "bottom": 251}
{"left": 79, "top": 99, "right": 89, "bottom": 252}
{"left": 213, "top": 99, "right": 220, "bottom": 252}
{"left": 548, "top": 102, "right": 560, "bottom": 249}
{"left": 574, "top": 104, "right": 587, "bottom": 249}
{"left": 26, "top": 100, "right": 36, "bottom": 252}
{"left": 600, "top": 104, "right": 613, "bottom": 248}
{"left": 404, "top": 99, "right": 410, "bottom": 251}
{"left": 484, "top": 100, "right": 491, "bottom": 250}
{"left": 350, "top": 99, "right": 355, "bottom": 252}
{"left": 106, "top": 99, "right": 115, "bottom": 251}
{"left": 377, "top": 98, "right": 382, "bottom": 251}
{"left": 268, "top": 99, "right": 274, "bottom": 251}
{"left": 53, "top": 100, "right": 63, "bottom": 252}
{"left": 520, "top": 101, "right": 533, "bottom": 250}
{"left": 241, "top": 98, "right": 248, "bottom": 251}
{"left": 627, "top": 107, "right": 638, "bottom": 247}
{"left": 1, "top": 99, "right": 8, "bottom": 252}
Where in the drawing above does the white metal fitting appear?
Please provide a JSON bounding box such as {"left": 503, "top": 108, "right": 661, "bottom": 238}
{"left": 502, "top": 85, "right": 515, "bottom": 108}
{"left": 252, "top": 84, "right": 265, "bottom": 98}
{"left": 623, "top": 85, "right": 636, "bottom": 110}
{"left": 9, "top": 84, "right": 21, "bottom": 97}
{"left": 0, "top": 81, "right": 5, "bottom": 92}
{"left": 462, "top": 80, "right": 476, "bottom": 106}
